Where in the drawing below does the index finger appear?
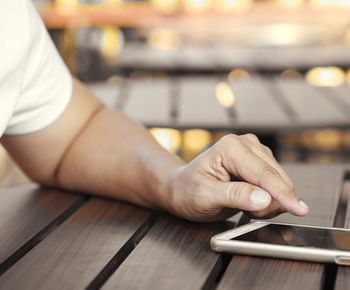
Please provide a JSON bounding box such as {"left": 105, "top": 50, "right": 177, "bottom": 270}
{"left": 217, "top": 136, "right": 309, "bottom": 216}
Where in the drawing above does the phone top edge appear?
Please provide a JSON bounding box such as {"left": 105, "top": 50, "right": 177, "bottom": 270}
{"left": 264, "top": 221, "right": 350, "bottom": 231}
{"left": 212, "top": 221, "right": 269, "bottom": 241}
{"left": 214, "top": 221, "right": 350, "bottom": 243}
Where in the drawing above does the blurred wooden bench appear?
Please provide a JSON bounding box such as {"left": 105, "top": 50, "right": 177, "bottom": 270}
{"left": 88, "top": 77, "right": 350, "bottom": 133}
{"left": 0, "top": 164, "right": 350, "bottom": 289}
{"left": 115, "top": 43, "right": 350, "bottom": 72}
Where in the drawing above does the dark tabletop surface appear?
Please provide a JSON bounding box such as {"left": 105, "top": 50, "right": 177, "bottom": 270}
{"left": 0, "top": 164, "right": 350, "bottom": 289}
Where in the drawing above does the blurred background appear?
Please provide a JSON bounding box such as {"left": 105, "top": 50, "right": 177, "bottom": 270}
{"left": 1, "top": 0, "right": 350, "bottom": 185}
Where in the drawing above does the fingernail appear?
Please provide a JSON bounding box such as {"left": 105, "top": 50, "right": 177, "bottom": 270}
{"left": 299, "top": 200, "right": 309, "bottom": 209}
{"left": 250, "top": 188, "right": 269, "bottom": 205}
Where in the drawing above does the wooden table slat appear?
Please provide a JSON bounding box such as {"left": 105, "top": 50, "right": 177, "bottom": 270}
{"left": 218, "top": 164, "right": 346, "bottom": 290}
{"left": 334, "top": 85, "right": 350, "bottom": 109}
{"left": 123, "top": 79, "right": 172, "bottom": 127}
{"left": 0, "top": 184, "right": 81, "bottom": 265}
{"left": 0, "top": 198, "right": 151, "bottom": 290}
{"left": 229, "top": 78, "right": 290, "bottom": 128}
{"left": 116, "top": 43, "right": 350, "bottom": 71}
{"left": 102, "top": 214, "right": 235, "bottom": 290}
{"left": 177, "top": 77, "right": 231, "bottom": 128}
{"left": 275, "top": 79, "right": 348, "bottom": 126}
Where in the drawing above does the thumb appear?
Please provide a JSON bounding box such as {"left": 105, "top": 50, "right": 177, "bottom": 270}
{"left": 211, "top": 181, "right": 272, "bottom": 212}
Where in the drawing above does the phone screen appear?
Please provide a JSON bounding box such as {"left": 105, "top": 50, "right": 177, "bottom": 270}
{"left": 232, "top": 224, "right": 350, "bottom": 251}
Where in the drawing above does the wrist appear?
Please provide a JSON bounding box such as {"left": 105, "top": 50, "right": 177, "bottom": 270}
{"left": 161, "top": 164, "right": 187, "bottom": 216}
{"left": 140, "top": 149, "right": 185, "bottom": 212}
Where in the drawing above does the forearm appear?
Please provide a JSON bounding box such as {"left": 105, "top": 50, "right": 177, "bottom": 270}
{"left": 56, "top": 107, "right": 185, "bottom": 210}
{"left": 2, "top": 78, "right": 308, "bottom": 222}
{"left": 2, "top": 78, "right": 184, "bottom": 211}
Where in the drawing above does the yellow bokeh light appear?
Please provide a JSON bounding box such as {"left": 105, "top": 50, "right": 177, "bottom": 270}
{"left": 102, "top": 0, "right": 122, "bottom": 4}
{"left": 55, "top": 0, "right": 79, "bottom": 14}
{"left": 183, "top": 0, "right": 213, "bottom": 12}
{"left": 310, "top": 0, "right": 350, "bottom": 7}
{"left": 275, "top": 0, "right": 303, "bottom": 6}
{"left": 347, "top": 69, "right": 350, "bottom": 84}
{"left": 216, "top": 0, "right": 252, "bottom": 12}
{"left": 216, "top": 82, "right": 236, "bottom": 108}
{"left": 101, "top": 26, "right": 123, "bottom": 64}
{"left": 147, "top": 29, "right": 182, "bottom": 51}
{"left": 310, "top": 0, "right": 335, "bottom": 6}
{"left": 300, "top": 130, "right": 343, "bottom": 150}
{"left": 281, "top": 69, "right": 302, "bottom": 79}
{"left": 228, "top": 69, "right": 251, "bottom": 80}
{"left": 183, "top": 129, "right": 212, "bottom": 161}
{"left": 306, "top": 67, "right": 346, "bottom": 87}
{"left": 150, "top": 0, "right": 180, "bottom": 13}
{"left": 341, "top": 0, "right": 350, "bottom": 8}
{"left": 150, "top": 128, "right": 182, "bottom": 153}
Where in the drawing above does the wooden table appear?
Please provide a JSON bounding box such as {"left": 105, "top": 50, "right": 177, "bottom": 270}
{"left": 0, "top": 164, "right": 350, "bottom": 289}
{"left": 115, "top": 43, "right": 350, "bottom": 73}
{"left": 88, "top": 77, "right": 350, "bottom": 134}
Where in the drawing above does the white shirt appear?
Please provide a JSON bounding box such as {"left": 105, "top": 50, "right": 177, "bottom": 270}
{"left": 0, "top": 0, "right": 72, "bottom": 137}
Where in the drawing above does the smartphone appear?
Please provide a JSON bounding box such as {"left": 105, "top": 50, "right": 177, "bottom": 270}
{"left": 210, "top": 221, "right": 350, "bottom": 265}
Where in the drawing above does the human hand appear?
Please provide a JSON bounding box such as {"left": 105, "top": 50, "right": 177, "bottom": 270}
{"left": 167, "top": 134, "right": 309, "bottom": 222}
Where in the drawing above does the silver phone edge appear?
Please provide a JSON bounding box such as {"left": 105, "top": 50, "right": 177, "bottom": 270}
{"left": 210, "top": 221, "right": 350, "bottom": 265}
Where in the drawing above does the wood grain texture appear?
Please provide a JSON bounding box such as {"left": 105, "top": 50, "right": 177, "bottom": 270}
{"left": 333, "top": 85, "right": 350, "bottom": 111}
{"left": 123, "top": 79, "right": 171, "bottom": 127}
{"left": 175, "top": 47, "right": 220, "bottom": 70}
{"left": 0, "top": 198, "right": 151, "bottom": 290}
{"left": 102, "top": 214, "right": 235, "bottom": 290}
{"left": 177, "top": 77, "right": 231, "bottom": 129}
{"left": 0, "top": 184, "right": 81, "bottom": 264}
{"left": 218, "top": 164, "right": 346, "bottom": 290}
{"left": 275, "top": 79, "right": 348, "bottom": 126}
{"left": 229, "top": 78, "right": 290, "bottom": 129}
{"left": 87, "top": 82, "right": 120, "bottom": 108}
{"left": 117, "top": 44, "right": 176, "bottom": 70}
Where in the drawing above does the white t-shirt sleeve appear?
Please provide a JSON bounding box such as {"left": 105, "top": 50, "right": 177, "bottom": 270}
{"left": 5, "top": 1, "right": 72, "bottom": 135}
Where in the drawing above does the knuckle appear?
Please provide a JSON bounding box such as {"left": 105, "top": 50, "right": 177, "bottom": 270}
{"left": 263, "top": 145, "right": 273, "bottom": 155}
{"left": 227, "top": 183, "right": 246, "bottom": 208}
{"left": 220, "top": 134, "right": 240, "bottom": 147}
{"left": 279, "top": 187, "right": 294, "bottom": 197}
{"left": 243, "top": 133, "right": 260, "bottom": 143}
{"left": 261, "top": 165, "right": 279, "bottom": 179}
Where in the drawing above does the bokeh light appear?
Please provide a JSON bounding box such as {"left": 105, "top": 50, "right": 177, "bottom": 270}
{"left": 281, "top": 69, "right": 302, "bottom": 79}
{"left": 55, "top": 0, "right": 79, "bottom": 14}
{"left": 150, "top": 0, "right": 180, "bottom": 13}
{"left": 150, "top": 128, "right": 182, "bottom": 153}
{"left": 228, "top": 69, "right": 251, "bottom": 80}
{"left": 216, "top": 0, "right": 253, "bottom": 12}
{"left": 183, "top": 0, "right": 213, "bottom": 12}
{"left": 147, "top": 28, "right": 182, "bottom": 51}
{"left": 275, "top": 0, "right": 304, "bottom": 7}
{"left": 216, "top": 82, "right": 236, "bottom": 108}
{"left": 183, "top": 129, "right": 212, "bottom": 161}
{"left": 306, "top": 67, "right": 346, "bottom": 87}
